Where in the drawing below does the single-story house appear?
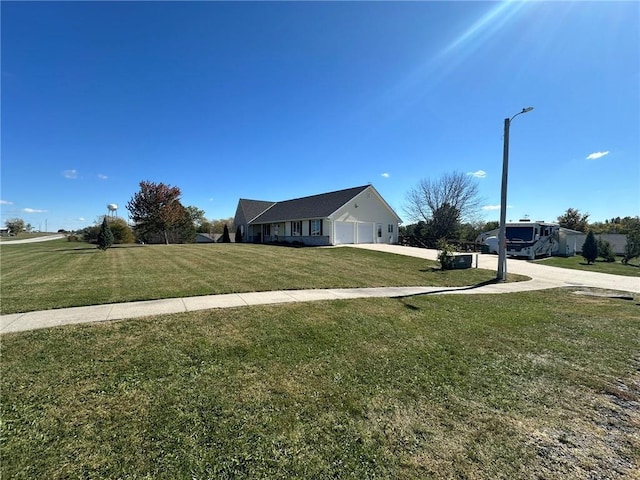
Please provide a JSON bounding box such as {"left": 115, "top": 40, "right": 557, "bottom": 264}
{"left": 234, "top": 184, "right": 402, "bottom": 246}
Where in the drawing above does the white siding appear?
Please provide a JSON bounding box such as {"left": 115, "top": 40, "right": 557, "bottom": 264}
{"left": 330, "top": 187, "right": 400, "bottom": 244}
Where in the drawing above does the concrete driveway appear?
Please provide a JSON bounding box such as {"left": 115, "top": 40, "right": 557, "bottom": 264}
{"left": 349, "top": 244, "right": 640, "bottom": 294}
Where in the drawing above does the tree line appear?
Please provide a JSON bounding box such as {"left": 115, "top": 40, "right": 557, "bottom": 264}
{"left": 401, "top": 171, "right": 640, "bottom": 263}
{"left": 5, "top": 175, "right": 639, "bottom": 263}
{"left": 80, "top": 181, "right": 237, "bottom": 248}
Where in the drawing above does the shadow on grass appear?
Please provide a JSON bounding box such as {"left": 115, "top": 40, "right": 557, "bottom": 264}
{"left": 396, "top": 278, "right": 501, "bottom": 311}
{"left": 54, "top": 244, "right": 146, "bottom": 253}
{"left": 53, "top": 246, "right": 97, "bottom": 253}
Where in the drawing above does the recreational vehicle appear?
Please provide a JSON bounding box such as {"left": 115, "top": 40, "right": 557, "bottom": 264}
{"left": 484, "top": 222, "right": 560, "bottom": 259}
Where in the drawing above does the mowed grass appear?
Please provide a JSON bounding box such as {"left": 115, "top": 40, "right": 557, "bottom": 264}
{"left": 534, "top": 254, "right": 640, "bottom": 277}
{"left": 0, "top": 240, "right": 503, "bottom": 314}
{"left": 2, "top": 289, "right": 638, "bottom": 479}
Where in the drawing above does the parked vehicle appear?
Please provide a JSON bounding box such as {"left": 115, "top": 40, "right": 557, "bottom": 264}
{"left": 484, "top": 222, "right": 560, "bottom": 259}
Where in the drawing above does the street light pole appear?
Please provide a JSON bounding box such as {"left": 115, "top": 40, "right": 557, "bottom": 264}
{"left": 497, "top": 107, "right": 533, "bottom": 282}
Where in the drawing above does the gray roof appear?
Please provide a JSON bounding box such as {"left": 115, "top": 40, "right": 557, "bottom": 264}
{"left": 237, "top": 199, "right": 277, "bottom": 223}
{"left": 251, "top": 185, "right": 370, "bottom": 223}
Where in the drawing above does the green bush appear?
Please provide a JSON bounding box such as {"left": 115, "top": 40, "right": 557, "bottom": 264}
{"left": 597, "top": 239, "right": 615, "bottom": 262}
{"left": 437, "top": 239, "right": 457, "bottom": 270}
{"left": 108, "top": 218, "right": 135, "bottom": 244}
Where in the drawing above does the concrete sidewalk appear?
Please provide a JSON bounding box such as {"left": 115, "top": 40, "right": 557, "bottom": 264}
{"left": 1, "top": 244, "right": 638, "bottom": 334}
{"left": 0, "top": 281, "right": 560, "bottom": 335}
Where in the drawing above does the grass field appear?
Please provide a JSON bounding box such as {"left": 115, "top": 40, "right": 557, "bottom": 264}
{"left": 2, "top": 289, "right": 638, "bottom": 479}
{"left": 0, "top": 239, "right": 505, "bottom": 314}
{"left": 2, "top": 239, "right": 637, "bottom": 478}
{"left": 534, "top": 254, "right": 640, "bottom": 277}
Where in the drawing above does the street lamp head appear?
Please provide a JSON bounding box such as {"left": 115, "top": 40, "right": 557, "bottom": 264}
{"left": 522, "top": 107, "right": 534, "bottom": 113}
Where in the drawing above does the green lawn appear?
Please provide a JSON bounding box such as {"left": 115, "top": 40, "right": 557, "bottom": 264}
{"left": 0, "top": 240, "right": 507, "bottom": 314}
{"left": 2, "top": 289, "right": 638, "bottom": 479}
{"left": 534, "top": 255, "right": 640, "bottom": 277}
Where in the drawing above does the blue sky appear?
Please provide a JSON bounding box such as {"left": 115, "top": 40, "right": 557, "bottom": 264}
{"left": 2, "top": 1, "right": 638, "bottom": 232}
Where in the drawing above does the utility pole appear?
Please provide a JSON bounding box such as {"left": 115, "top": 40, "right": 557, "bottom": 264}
{"left": 497, "top": 107, "right": 534, "bottom": 282}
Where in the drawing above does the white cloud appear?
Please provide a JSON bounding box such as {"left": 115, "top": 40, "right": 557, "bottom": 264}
{"left": 381, "top": 172, "right": 390, "bottom": 178}
{"left": 23, "top": 208, "right": 47, "bottom": 214}
{"left": 78, "top": 217, "right": 85, "bottom": 222}
{"left": 97, "top": 174, "right": 108, "bottom": 180}
{"left": 63, "top": 169, "right": 78, "bottom": 179}
{"left": 482, "top": 204, "right": 512, "bottom": 211}
{"left": 586, "top": 151, "right": 609, "bottom": 160}
{"left": 0, "top": 200, "right": 13, "bottom": 205}
{"left": 468, "top": 170, "right": 487, "bottom": 178}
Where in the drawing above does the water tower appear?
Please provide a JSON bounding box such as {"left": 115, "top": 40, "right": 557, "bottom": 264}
{"left": 107, "top": 203, "right": 118, "bottom": 219}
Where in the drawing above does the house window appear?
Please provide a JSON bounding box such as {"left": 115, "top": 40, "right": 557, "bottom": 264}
{"left": 292, "top": 221, "right": 302, "bottom": 236}
{"left": 377, "top": 224, "right": 382, "bottom": 238}
{"left": 262, "top": 224, "right": 270, "bottom": 236}
{"left": 311, "top": 219, "right": 322, "bottom": 236}
{"left": 388, "top": 224, "right": 394, "bottom": 233}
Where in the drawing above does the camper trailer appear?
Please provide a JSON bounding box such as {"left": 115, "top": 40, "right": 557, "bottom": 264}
{"left": 484, "top": 222, "right": 560, "bottom": 259}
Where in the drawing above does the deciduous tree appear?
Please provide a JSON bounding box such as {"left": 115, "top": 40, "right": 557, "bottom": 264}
{"left": 5, "top": 218, "right": 25, "bottom": 235}
{"left": 557, "top": 208, "right": 589, "bottom": 232}
{"left": 404, "top": 171, "right": 481, "bottom": 246}
{"left": 164, "top": 204, "right": 196, "bottom": 244}
{"left": 185, "top": 206, "right": 206, "bottom": 228}
{"left": 126, "top": 181, "right": 183, "bottom": 244}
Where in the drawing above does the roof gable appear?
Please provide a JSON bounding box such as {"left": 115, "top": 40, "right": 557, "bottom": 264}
{"left": 252, "top": 185, "right": 370, "bottom": 223}
{"left": 236, "top": 199, "right": 276, "bottom": 224}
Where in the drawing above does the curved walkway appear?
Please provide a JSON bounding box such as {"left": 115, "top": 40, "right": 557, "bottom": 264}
{"left": 1, "top": 245, "right": 638, "bottom": 334}
{"left": 0, "top": 234, "right": 65, "bottom": 244}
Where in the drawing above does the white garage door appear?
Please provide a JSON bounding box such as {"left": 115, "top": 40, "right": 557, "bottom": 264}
{"left": 357, "top": 222, "right": 374, "bottom": 243}
{"left": 334, "top": 221, "right": 355, "bottom": 245}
